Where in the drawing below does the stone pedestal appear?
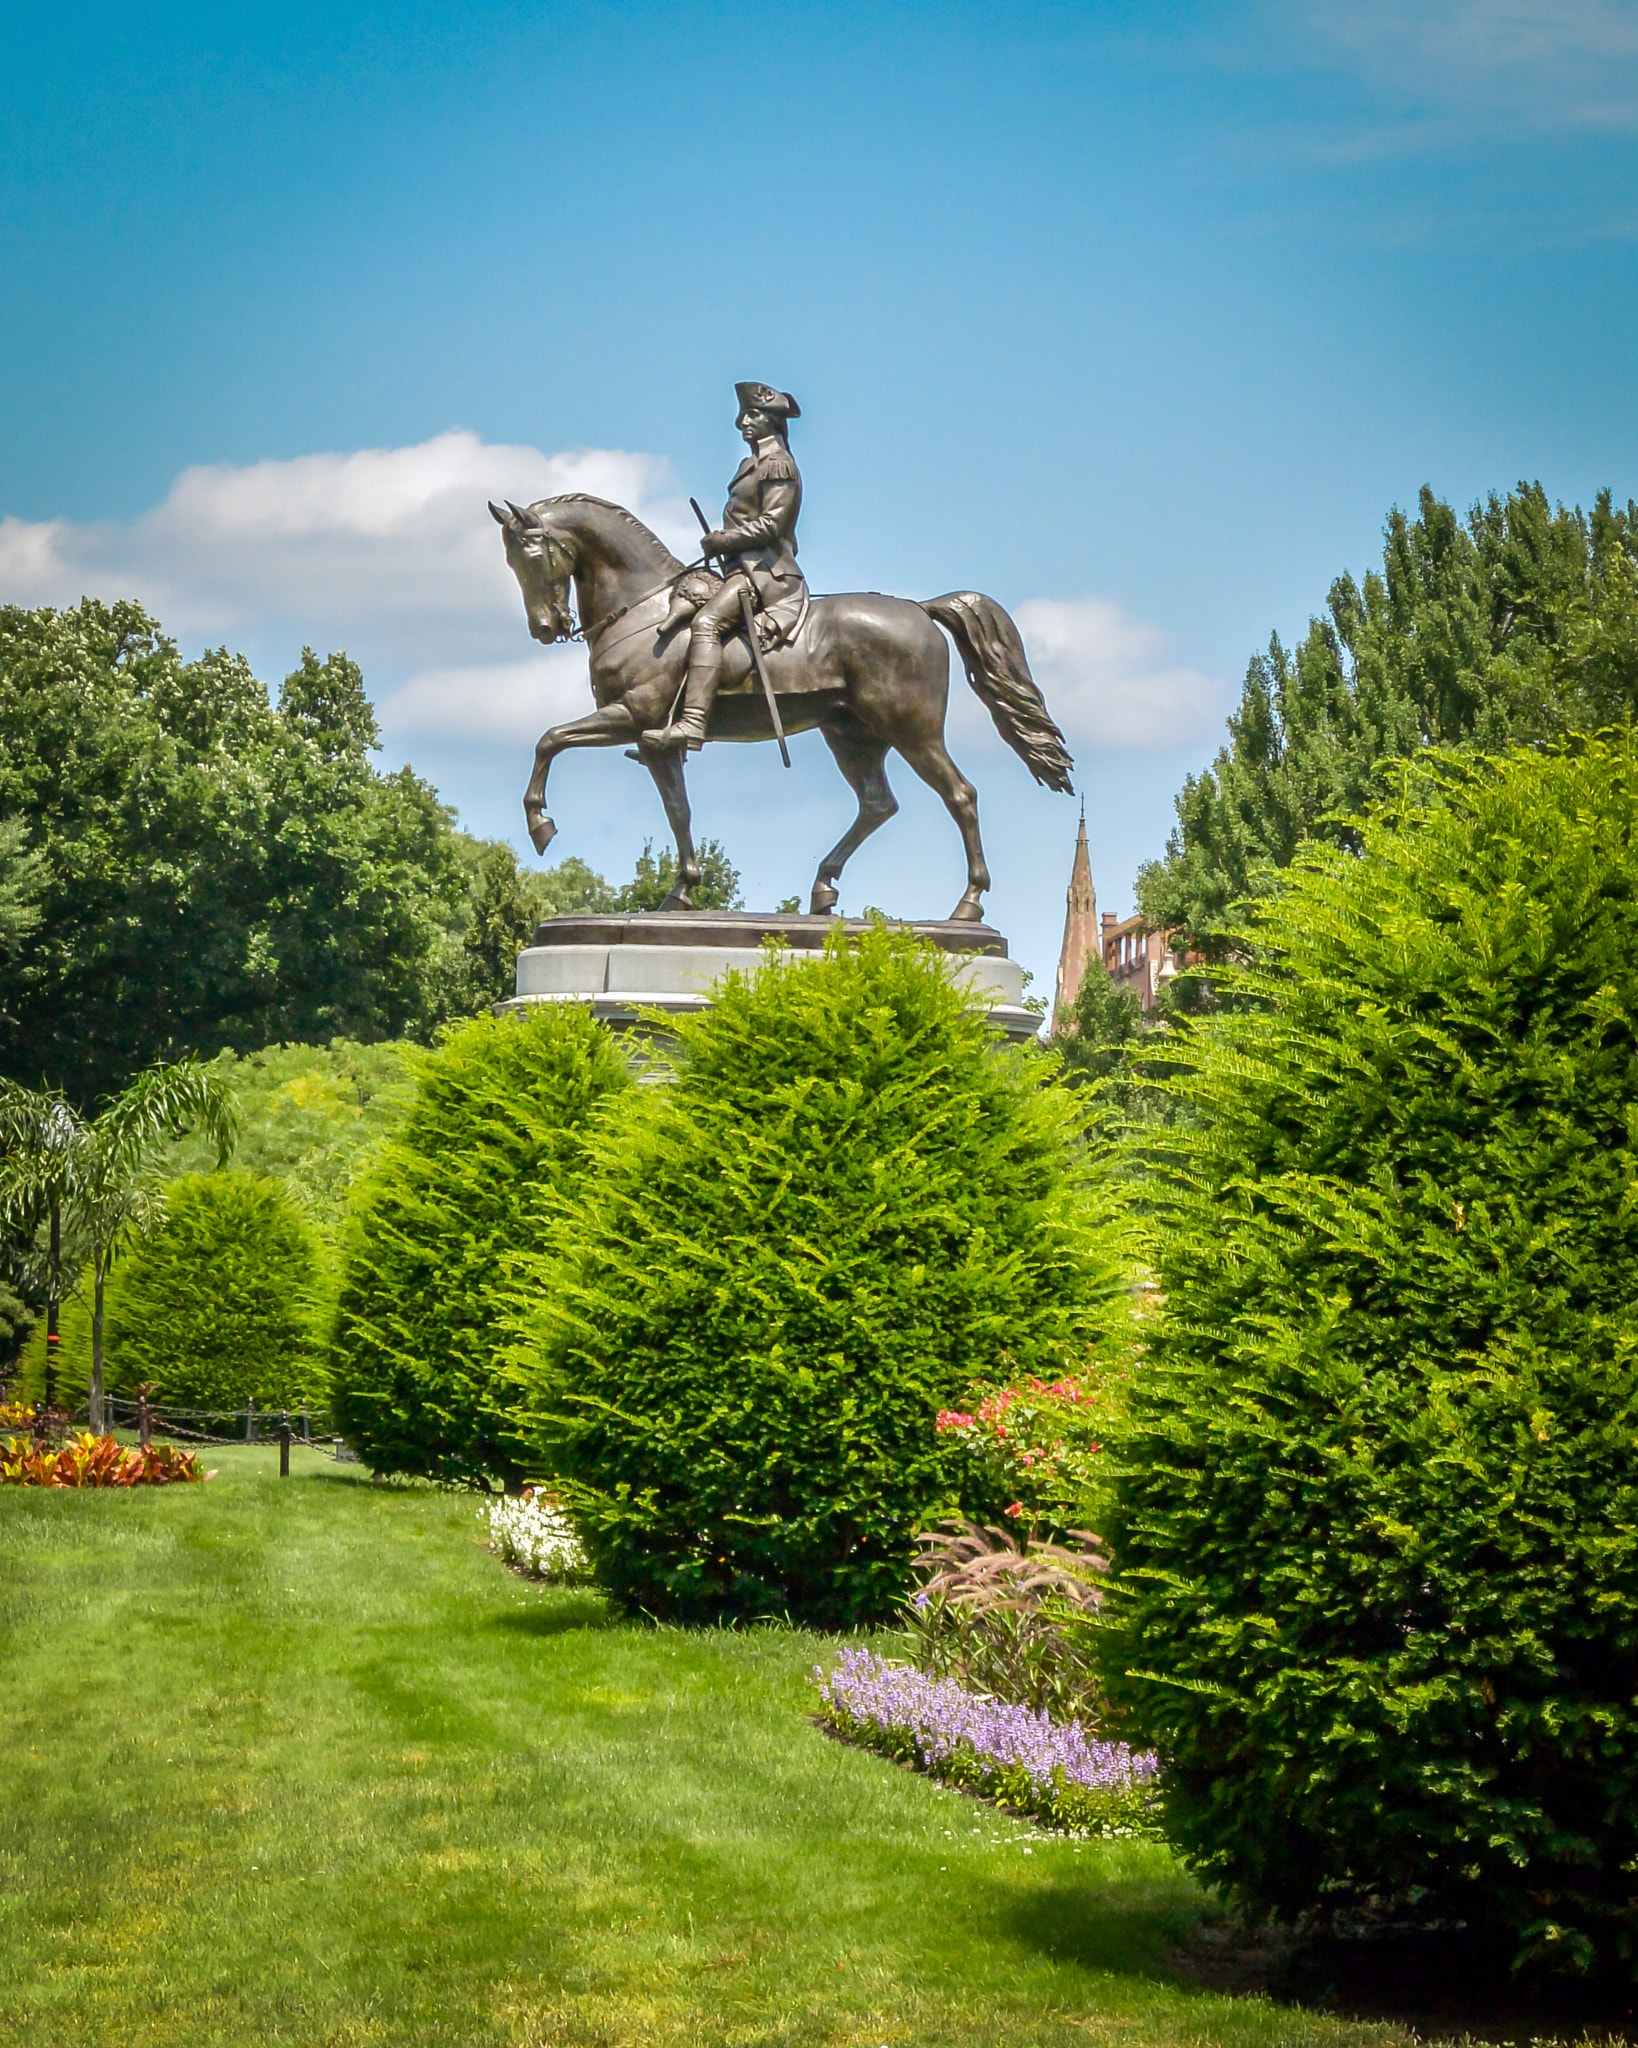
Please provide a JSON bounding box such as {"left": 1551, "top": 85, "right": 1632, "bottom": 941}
{"left": 499, "top": 911, "right": 1040, "bottom": 1040}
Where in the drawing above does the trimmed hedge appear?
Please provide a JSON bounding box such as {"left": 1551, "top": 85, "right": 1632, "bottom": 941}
{"left": 107, "top": 1172, "right": 322, "bottom": 1412}
{"left": 327, "top": 1003, "right": 629, "bottom": 1488}
{"left": 1103, "top": 736, "right": 1638, "bottom": 1976}
{"left": 516, "top": 928, "right": 1127, "bottom": 1627}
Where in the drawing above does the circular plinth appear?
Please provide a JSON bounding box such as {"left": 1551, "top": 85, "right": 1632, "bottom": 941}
{"left": 499, "top": 911, "right": 1041, "bottom": 1040}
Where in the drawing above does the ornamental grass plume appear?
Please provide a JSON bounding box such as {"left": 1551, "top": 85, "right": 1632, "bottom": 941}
{"left": 901, "top": 1517, "right": 1106, "bottom": 1721}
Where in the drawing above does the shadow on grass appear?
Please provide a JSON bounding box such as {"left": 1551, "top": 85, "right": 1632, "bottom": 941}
{"left": 488, "top": 1595, "right": 617, "bottom": 1637}
{"left": 996, "top": 1876, "right": 1204, "bottom": 1984}
{"left": 1163, "top": 1914, "right": 1638, "bottom": 2044}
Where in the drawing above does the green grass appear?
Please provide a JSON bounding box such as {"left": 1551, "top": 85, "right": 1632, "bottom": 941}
{"left": 0, "top": 1448, "right": 1404, "bottom": 2047}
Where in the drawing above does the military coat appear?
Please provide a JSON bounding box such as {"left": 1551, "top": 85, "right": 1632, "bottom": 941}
{"left": 715, "top": 445, "right": 806, "bottom": 611}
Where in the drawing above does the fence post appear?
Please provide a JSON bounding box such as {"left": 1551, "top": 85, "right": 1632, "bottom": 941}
{"left": 137, "top": 1392, "right": 151, "bottom": 1448}
{"left": 245, "top": 1396, "right": 255, "bottom": 1444}
{"left": 279, "top": 1413, "right": 291, "bottom": 1479}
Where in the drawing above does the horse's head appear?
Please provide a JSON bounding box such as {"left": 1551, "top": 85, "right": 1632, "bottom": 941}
{"left": 490, "top": 499, "right": 576, "bottom": 643}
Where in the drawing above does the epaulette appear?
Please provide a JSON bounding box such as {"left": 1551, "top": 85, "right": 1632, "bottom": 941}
{"left": 757, "top": 452, "right": 798, "bottom": 482}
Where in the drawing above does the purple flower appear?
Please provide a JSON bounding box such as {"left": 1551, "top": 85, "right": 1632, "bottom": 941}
{"left": 814, "top": 1647, "right": 1158, "bottom": 1796}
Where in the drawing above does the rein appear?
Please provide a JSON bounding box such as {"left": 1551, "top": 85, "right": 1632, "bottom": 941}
{"left": 560, "top": 556, "right": 711, "bottom": 651}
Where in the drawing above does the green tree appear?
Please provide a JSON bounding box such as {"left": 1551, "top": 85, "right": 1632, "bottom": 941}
{"left": 1138, "top": 482, "right": 1638, "bottom": 950}
{"left": 1056, "top": 961, "right": 1144, "bottom": 1088}
{"left": 614, "top": 837, "right": 741, "bottom": 912}
{"left": 328, "top": 1004, "right": 630, "bottom": 1489}
{"left": 529, "top": 855, "right": 616, "bottom": 919}
{"left": 1103, "top": 734, "right": 1638, "bottom": 1976}
{"left": 0, "top": 601, "right": 467, "bottom": 1104}
{"left": 515, "top": 929, "right": 1128, "bottom": 1626}
{"left": 109, "top": 1173, "right": 323, "bottom": 1416}
{"left": 0, "top": 818, "right": 44, "bottom": 959}
{"left": 0, "top": 1061, "right": 236, "bottom": 1424}
{"left": 161, "top": 1040, "right": 415, "bottom": 1234}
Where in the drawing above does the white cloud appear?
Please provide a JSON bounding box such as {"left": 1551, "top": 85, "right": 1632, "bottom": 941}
{"left": 377, "top": 652, "right": 595, "bottom": 744}
{"left": 0, "top": 429, "right": 696, "bottom": 673}
{"left": 1008, "top": 597, "right": 1226, "bottom": 753}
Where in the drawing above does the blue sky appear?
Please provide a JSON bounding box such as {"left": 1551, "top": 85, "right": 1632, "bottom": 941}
{"left": 4, "top": 0, "right": 1637, "bottom": 995}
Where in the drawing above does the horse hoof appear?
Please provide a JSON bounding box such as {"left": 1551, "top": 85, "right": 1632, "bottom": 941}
{"left": 809, "top": 881, "right": 839, "bottom": 916}
{"left": 527, "top": 811, "right": 557, "bottom": 854}
{"left": 948, "top": 893, "right": 985, "bottom": 923}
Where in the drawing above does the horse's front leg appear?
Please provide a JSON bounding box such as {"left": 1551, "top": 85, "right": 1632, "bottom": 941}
{"left": 524, "top": 703, "right": 639, "bottom": 853}
{"left": 638, "top": 745, "right": 702, "bottom": 908}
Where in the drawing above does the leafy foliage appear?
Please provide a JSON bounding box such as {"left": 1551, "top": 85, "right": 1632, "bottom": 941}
{"left": 613, "top": 836, "right": 741, "bottom": 912}
{"left": 0, "top": 1060, "right": 237, "bottom": 1421}
{"left": 328, "top": 1004, "right": 630, "bottom": 1489}
{"left": 107, "top": 1173, "right": 323, "bottom": 1413}
{"left": 1103, "top": 734, "right": 1638, "bottom": 1974}
{"left": 934, "top": 1369, "right": 1124, "bottom": 1532}
{"left": 1138, "top": 482, "right": 1638, "bottom": 950}
{"left": 515, "top": 929, "right": 1127, "bottom": 1627}
{"left": 1, "top": 1430, "right": 207, "bottom": 1487}
{"left": 160, "top": 1039, "right": 415, "bottom": 1232}
{"left": 0, "top": 817, "right": 44, "bottom": 962}
{"left": 0, "top": 601, "right": 468, "bottom": 1104}
{"left": 530, "top": 856, "right": 617, "bottom": 918}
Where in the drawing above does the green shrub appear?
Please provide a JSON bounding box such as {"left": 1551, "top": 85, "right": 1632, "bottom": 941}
{"left": 107, "top": 1173, "right": 322, "bottom": 1412}
{"left": 515, "top": 928, "right": 1128, "bottom": 1628}
{"left": 1102, "top": 735, "right": 1638, "bottom": 1976}
{"left": 328, "top": 1004, "right": 630, "bottom": 1489}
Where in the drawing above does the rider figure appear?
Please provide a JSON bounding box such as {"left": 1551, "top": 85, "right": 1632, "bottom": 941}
{"left": 644, "top": 382, "right": 806, "bottom": 752}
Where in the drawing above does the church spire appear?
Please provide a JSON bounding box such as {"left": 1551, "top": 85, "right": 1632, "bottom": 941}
{"left": 1053, "top": 803, "right": 1097, "bottom": 1028}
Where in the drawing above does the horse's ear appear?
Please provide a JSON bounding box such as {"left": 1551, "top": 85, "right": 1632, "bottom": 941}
{"left": 506, "top": 500, "right": 537, "bottom": 530}
{"left": 489, "top": 500, "right": 511, "bottom": 526}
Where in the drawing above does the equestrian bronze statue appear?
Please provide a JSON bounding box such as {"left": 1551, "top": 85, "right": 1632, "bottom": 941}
{"left": 490, "top": 382, "right": 1073, "bottom": 923}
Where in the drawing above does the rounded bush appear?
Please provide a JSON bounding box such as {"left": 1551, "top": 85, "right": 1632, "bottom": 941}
{"left": 1103, "top": 737, "right": 1638, "bottom": 1975}
{"left": 327, "top": 1002, "right": 630, "bottom": 1488}
{"left": 108, "top": 1172, "right": 322, "bottom": 1412}
{"left": 516, "top": 928, "right": 1126, "bottom": 1627}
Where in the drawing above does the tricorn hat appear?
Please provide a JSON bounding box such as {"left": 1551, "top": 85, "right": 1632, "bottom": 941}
{"left": 735, "top": 381, "right": 800, "bottom": 421}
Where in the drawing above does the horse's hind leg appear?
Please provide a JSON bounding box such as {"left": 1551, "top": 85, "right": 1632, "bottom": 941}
{"left": 895, "top": 736, "right": 991, "bottom": 923}
{"left": 811, "top": 721, "right": 899, "bottom": 915}
{"left": 525, "top": 702, "right": 638, "bottom": 853}
{"left": 641, "top": 746, "right": 703, "bottom": 909}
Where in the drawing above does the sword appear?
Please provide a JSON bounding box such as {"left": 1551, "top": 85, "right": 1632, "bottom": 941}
{"left": 691, "top": 496, "right": 791, "bottom": 768}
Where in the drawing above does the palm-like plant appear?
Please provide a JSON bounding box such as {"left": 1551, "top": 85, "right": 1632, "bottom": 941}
{"left": 0, "top": 1064, "right": 237, "bottom": 1426}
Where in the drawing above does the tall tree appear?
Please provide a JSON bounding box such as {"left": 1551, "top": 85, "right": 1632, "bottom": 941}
{"left": 0, "top": 601, "right": 466, "bottom": 1104}
{"left": 0, "top": 1062, "right": 237, "bottom": 1424}
{"left": 1138, "top": 483, "right": 1638, "bottom": 950}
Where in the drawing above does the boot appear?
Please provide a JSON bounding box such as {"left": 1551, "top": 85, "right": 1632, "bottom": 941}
{"left": 643, "top": 642, "right": 720, "bottom": 752}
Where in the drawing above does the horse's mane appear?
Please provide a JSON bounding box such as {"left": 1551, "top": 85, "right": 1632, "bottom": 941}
{"left": 529, "top": 493, "right": 684, "bottom": 572}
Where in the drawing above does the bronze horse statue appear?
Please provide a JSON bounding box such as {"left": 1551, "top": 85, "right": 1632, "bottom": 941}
{"left": 490, "top": 493, "right": 1073, "bottom": 921}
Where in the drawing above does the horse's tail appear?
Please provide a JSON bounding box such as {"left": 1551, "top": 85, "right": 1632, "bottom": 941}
{"left": 920, "top": 592, "right": 1075, "bottom": 794}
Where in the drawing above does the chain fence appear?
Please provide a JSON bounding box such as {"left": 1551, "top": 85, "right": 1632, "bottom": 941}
{"left": 2, "top": 1387, "right": 359, "bottom": 1462}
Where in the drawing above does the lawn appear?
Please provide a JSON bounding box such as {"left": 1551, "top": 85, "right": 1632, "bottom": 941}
{"left": 0, "top": 1448, "right": 1406, "bottom": 2048}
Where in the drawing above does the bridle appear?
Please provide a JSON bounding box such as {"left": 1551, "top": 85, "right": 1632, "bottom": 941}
{"left": 513, "top": 522, "right": 711, "bottom": 651}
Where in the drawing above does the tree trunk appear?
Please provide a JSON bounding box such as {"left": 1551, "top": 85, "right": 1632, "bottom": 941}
{"left": 89, "top": 1246, "right": 105, "bottom": 1435}
{"left": 45, "top": 1198, "right": 60, "bottom": 1410}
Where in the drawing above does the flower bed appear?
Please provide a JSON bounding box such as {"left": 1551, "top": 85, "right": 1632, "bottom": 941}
{"left": 485, "top": 1489, "right": 586, "bottom": 1581}
{"left": 1, "top": 1430, "right": 209, "bottom": 1488}
{"left": 814, "top": 1646, "right": 1158, "bottom": 1835}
